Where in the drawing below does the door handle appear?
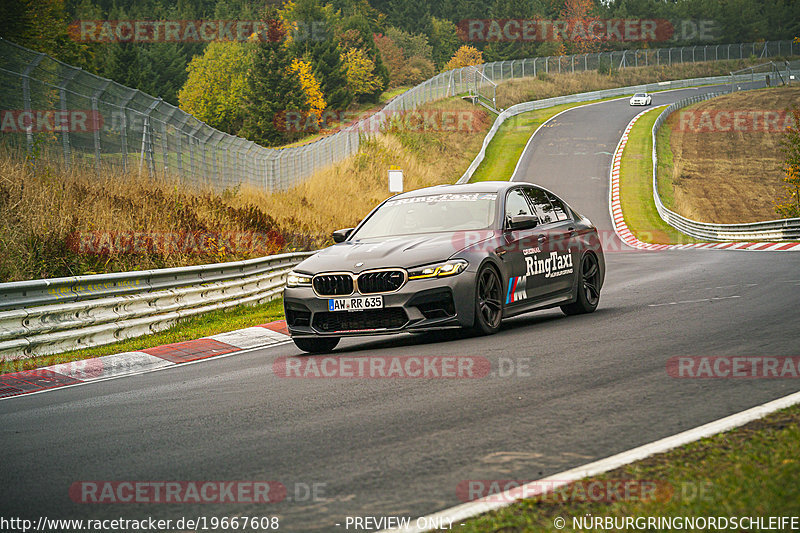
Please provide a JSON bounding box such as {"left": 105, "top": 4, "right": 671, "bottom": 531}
{"left": 537, "top": 235, "right": 546, "bottom": 242}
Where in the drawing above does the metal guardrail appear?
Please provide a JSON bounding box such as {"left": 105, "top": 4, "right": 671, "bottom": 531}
{"left": 2, "top": 38, "right": 796, "bottom": 191}
{"left": 651, "top": 93, "right": 800, "bottom": 241}
{"left": 457, "top": 73, "right": 764, "bottom": 184}
{"left": 0, "top": 251, "right": 313, "bottom": 360}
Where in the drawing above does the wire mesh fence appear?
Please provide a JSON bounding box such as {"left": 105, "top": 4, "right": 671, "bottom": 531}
{"left": 1, "top": 38, "right": 796, "bottom": 191}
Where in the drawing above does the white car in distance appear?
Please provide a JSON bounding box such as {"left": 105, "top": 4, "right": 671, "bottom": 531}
{"left": 629, "top": 93, "right": 652, "bottom": 106}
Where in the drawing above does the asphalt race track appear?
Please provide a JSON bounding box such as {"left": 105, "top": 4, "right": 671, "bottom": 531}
{"left": 2, "top": 82, "right": 799, "bottom": 532}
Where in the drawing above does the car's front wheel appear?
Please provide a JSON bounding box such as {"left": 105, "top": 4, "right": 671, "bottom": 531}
{"left": 472, "top": 265, "right": 503, "bottom": 335}
{"left": 561, "top": 252, "right": 601, "bottom": 315}
{"left": 293, "top": 337, "right": 340, "bottom": 354}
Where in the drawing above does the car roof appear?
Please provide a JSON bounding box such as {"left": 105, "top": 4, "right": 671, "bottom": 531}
{"left": 391, "top": 181, "right": 535, "bottom": 199}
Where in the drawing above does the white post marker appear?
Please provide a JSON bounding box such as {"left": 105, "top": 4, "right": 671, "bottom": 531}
{"left": 389, "top": 168, "right": 404, "bottom": 193}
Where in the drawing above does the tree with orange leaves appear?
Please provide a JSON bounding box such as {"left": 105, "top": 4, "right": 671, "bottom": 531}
{"left": 444, "top": 45, "right": 484, "bottom": 71}
{"left": 560, "top": 0, "right": 602, "bottom": 55}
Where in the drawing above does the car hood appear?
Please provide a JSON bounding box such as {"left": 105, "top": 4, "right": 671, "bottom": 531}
{"left": 295, "top": 231, "right": 493, "bottom": 273}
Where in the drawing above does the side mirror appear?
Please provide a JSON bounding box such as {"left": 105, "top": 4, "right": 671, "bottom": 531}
{"left": 332, "top": 228, "right": 354, "bottom": 243}
{"left": 507, "top": 215, "right": 539, "bottom": 231}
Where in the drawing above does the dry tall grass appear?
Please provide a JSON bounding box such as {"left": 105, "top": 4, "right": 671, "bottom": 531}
{"left": 0, "top": 99, "right": 490, "bottom": 282}
{"left": 495, "top": 58, "right": 776, "bottom": 109}
{"left": 661, "top": 86, "right": 800, "bottom": 223}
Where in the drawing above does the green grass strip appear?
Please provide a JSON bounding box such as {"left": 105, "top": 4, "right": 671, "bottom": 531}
{"left": 619, "top": 108, "right": 701, "bottom": 244}
{"left": 0, "top": 298, "right": 286, "bottom": 375}
{"left": 449, "top": 403, "right": 800, "bottom": 532}
{"left": 470, "top": 102, "right": 584, "bottom": 182}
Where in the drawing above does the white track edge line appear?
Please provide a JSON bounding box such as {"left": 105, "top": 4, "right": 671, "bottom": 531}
{"left": 379, "top": 389, "right": 800, "bottom": 533}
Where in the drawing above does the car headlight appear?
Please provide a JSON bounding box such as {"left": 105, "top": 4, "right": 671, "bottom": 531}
{"left": 408, "top": 259, "right": 468, "bottom": 280}
{"left": 287, "top": 271, "right": 313, "bottom": 287}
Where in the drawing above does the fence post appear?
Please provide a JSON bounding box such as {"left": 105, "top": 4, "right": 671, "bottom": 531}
{"left": 138, "top": 98, "right": 161, "bottom": 178}
{"left": 159, "top": 106, "right": 178, "bottom": 178}
{"left": 91, "top": 80, "right": 112, "bottom": 176}
{"left": 208, "top": 132, "right": 219, "bottom": 185}
{"left": 118, "top": 88, "right": 138, "bottom": 173}
{"left": 187, "top": 122, "right": 201, "bottom": 184}
{"left": 21, "top": 52, "right": 46, "bottom": 162}
{"left": 57, "top": 68, "right": 80, "bottom": 169}
{"left": 173, "top": 114, "right": 189, "bottom": 182}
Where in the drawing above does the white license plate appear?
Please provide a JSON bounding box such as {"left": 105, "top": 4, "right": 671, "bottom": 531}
{"left": 328, "top": 296, "right": 384, "bottom": 312}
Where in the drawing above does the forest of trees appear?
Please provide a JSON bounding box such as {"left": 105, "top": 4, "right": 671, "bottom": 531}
{"left": 1, "top": 0, "right": 798, "bottom": 145}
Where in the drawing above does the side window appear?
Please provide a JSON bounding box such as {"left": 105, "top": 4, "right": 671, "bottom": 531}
{"left": 546, "top": 192, "right": 571, "bottom": 221}
{"left": 523, "top": 187, "right": 555, "bottom": 224}
{"left": 505, "top": 189, "right": 533, "bottom": 219}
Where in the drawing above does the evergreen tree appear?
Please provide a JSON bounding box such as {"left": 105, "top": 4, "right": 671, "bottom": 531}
{"left": 313, "top": 38, "right": 353, "bottom": 110}
{"left": 240, "top": 24, "right": 308, "bottom": 146}
{"left": 282, "top": 0, "right": 354, "bottom": 110}
{"left": 386, "top": 0, "right": 432, "bottom": 35}
{"left": 428, "top": 17, "right": 461, "bottom": 69}
{"left": 482, "top": 0, "right": 539, "bottom": 62}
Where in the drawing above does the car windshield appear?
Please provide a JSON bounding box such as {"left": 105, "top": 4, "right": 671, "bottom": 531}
{"left": 352, "top": 192, "right": 498, "bottom": 239}
{"left": 634, "top": 93, "right": 646, "bottom": 97}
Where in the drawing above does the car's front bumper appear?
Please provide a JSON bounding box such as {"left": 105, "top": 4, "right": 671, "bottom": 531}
{"left": 283, "top": 272, "right": 477, "bottom": 338}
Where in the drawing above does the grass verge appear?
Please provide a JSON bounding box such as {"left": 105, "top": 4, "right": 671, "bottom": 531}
{"left": 447, "top": 402, "right": 800, "bottom": 532}
{"left": 619, "top": 107, "right": 701, "bottom": 244}
{"left": 0, "top": 298, "right": 286, "bottom": 375}
{"left": 470, "top": 104, "right": 570, "bottom": 182}
{"left": 657, "top": 86, "right": 798, "bottom": 223}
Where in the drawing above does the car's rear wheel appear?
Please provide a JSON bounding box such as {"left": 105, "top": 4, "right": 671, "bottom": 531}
{"left": 292, "top": 337, "right": 340, "bottom": 353}
{"left": 561, "top": 252, "right": 601, "bottom": 315}
{"left": 472, "top": 265, "right": 503, "bottom": 335}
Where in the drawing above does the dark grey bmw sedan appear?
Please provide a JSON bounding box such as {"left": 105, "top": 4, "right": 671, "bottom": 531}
{"left": 283, "top": 181, "right": 605, "bottom": 353}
